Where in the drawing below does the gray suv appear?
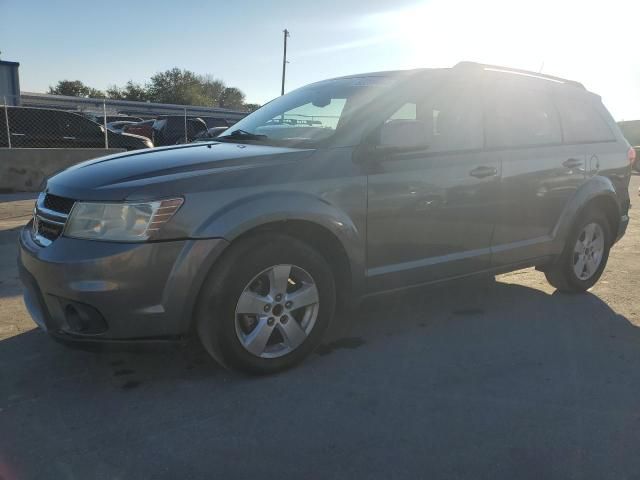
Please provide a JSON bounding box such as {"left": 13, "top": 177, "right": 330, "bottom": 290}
{"left": 18, "top": 62, "right": 632, "bottom": 374}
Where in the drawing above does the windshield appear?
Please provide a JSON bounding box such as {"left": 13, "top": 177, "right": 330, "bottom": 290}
{"left": 217, "top": 76, "right": 396, "bottom": 147}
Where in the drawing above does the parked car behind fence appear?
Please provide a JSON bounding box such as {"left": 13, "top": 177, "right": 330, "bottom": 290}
{"left": 0, "top": 106, "right": 153, "bottom": 150}
{"left": 152, "top": 115, "right": 208, "bottom": 146}
{"left": 122, "top": 119, "right": 154, "bottom": 140}
{"left": 192, "top": 126, "right": 229, "bottom": 141}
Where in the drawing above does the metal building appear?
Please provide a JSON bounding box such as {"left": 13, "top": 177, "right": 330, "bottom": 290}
{"left": 0, "top": 60, "right": 21, "bottom": 105}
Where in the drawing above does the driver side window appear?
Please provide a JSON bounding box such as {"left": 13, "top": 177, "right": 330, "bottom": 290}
{"left": 384, "top": 83, "right": 483, "bottom": 153}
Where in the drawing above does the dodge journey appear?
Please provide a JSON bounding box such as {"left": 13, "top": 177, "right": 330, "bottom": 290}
{"left": 19, "top": 62, "right": 632, "bottom": 374}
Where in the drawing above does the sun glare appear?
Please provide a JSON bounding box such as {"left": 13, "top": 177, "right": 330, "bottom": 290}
{"left": 359, "top": 0, "right": 639, "bottom": 119}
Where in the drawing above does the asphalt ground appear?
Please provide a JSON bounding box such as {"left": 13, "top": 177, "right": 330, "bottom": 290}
{"left": 1, "top": 178, "right": 639, "bottom": 480}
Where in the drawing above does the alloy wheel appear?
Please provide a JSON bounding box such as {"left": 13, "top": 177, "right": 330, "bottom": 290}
{"left": 234, "top": 264, "right": 319, "bottom": 358}
{"left": 572, "top": 222, "right": 605, "bottom": 281}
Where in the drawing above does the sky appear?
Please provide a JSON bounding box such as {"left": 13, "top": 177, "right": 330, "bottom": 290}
{"left": 1, "top": 0, "right": 638, "bottom": 119}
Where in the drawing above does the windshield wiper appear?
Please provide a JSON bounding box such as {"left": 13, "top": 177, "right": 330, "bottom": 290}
{"left": 220, "top": 129, "right": 268, "bottom": 141}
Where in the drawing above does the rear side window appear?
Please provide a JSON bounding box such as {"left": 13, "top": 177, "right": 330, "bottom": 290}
{"left": 485, "top": 82, "right": 561, "bottom": 148}
{"left": 554, "top": 95, "right": 615, "bottom": 143}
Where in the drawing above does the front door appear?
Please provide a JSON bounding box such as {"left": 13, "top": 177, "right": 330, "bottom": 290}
{"left": 366, "top": 78, "right": 500, "bottom": 292}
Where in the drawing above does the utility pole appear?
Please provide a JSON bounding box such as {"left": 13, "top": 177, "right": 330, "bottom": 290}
{"left": 281, "top": 29, "right": 290, "bottom": 96}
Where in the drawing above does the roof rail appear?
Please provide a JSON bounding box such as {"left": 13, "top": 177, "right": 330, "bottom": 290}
{"left": 453, "top": 61, "right": 585, "bottom": 89}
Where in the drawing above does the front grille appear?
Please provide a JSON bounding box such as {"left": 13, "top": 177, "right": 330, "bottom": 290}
{"left": 43, "top": 194, "right": 75, "bottom": 215}
{"left": 37, "top": 221, "right": 63, "bottom": 241}
{"left": 32, "top": 193, "right": 76, "bottom": 246}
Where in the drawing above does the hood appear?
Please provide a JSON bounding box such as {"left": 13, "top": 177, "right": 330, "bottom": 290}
{"left": 45, "top": 142, "right": 313, "bottom": 201}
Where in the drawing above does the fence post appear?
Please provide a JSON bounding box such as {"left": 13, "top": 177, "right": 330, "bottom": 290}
{"left": 3, "top": 96, "right": 11, "bottom": 149}
{"left": 103, "top": 100, "right": 109, "bottom": 149}
{"left": 184, "top": 107, "right": 188, "bottom": 144}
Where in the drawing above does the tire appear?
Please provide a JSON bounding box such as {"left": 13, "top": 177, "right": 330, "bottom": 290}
{"left": 196, "top": 233, "right": 336, "bottom": 375}
{"left": 544, "top": 209, "right": 611, "bottom": 293}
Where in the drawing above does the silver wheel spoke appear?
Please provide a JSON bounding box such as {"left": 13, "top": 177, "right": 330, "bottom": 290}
{"left": 574, "top": 255, "right": 586, "bottom": 278}
{"left": 286, "top": 283, "right": 319, "bottom": 310}
{"left": 242, "top": 317, "right": 275, "bottom": 356}
{"left": 235, "top": 263, "right": 320, "bottom": 359}
{"left": 584, "top": 223, "right": 596, "bottom": 244}
{"left": 236, "top": 290, "right": 271, "bottom": 315}
{"left": 278, "top": 320, "right": 307, "bottom": 350}
{"left": 268, "top": 265, "right": 292, "bottom": 295}
{"left": 573, "top": 222, "right": 605, "bottom": 281}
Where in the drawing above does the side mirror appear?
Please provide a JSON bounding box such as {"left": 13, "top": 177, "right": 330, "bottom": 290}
{"left": 377, "top": 120, "right": 429, "bottom": 154}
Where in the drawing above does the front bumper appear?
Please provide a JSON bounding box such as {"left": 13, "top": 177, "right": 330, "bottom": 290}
{"left": 18, "top": 224, "right": 229, "bottom": 342}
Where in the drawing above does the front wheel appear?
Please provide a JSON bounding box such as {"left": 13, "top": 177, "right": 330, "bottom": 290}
{"left": 545, "top": 210, "right": 611, "bottom": 293}
{"left": 196, "top": 233, "right": 336, "bottom": 374}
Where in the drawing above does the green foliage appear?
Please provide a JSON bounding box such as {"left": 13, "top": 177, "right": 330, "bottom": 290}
{"left": 218, "top": 87, "right": 245, "bottom": 109}
{"left": 243, "top": 103, "right": 262, "bottom": 113}
{"left": 48, "top": 80, "right": 104, "bottom": 98}
{"left": 105, "top": 81, "right": 149, "bottom": 102}
{"left": 48, "top": 68, "right": 257, "bottom": 111}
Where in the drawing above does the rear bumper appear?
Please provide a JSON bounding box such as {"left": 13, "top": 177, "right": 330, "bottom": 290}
{"left": 18, "top": 225, "right": 229, "bottom": 342}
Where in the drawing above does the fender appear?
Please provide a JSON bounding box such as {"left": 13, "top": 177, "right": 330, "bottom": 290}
{"left": 192, "top": 190, "right": 367, "bottom": 299}
{"left": 550, "top": 175, "right": 621, "bottom": 254}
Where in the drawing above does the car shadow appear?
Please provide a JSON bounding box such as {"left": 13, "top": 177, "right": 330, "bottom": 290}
{"left": 2, "top": 276, "right": 640, "bottom": 478}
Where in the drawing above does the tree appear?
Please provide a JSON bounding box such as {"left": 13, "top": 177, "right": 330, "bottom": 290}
{"left": 219, "top": 87, "right": 245, "bottom": 109}
{"left": 146, "top": 68, "right": 210, "bottom": 105}
{"left": 47, "top": 69, "right": 253, "bottom": 110}
{"left": 199, "top": 75, "right": 226, "bottom": 107}
{"left": 243, "top": 103, "right": 261, "bottom": 113}
{"left": 48, "top": 80, "right": 104, "bottom": 98}
{"left": 106, "top": 81, "right": 149, "bottom": 102}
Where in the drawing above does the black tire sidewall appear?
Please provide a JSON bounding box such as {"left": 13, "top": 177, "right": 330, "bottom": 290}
{"left": 198, "top": 234, "right": 336, "bottom": 374}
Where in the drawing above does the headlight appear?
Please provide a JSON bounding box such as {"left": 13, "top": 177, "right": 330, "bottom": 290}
{"left": 64, "top": 198, "right": 183, "bottom": 242}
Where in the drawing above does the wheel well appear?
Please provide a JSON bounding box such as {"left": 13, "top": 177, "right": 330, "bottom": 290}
{"left": 583, "top": 195, "right": 620, "bottom": 239}
{"left": 231, "top": 220, "right": 353, "bottom": 309}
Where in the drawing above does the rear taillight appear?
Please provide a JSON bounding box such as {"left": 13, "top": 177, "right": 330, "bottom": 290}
{"left": 628, "top": 147, "right": 636, "bottom": 165}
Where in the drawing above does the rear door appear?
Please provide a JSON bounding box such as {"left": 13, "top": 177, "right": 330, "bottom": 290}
{"left": 553, "top": 91, "right": 619, "bottom": 178}
{"left": 366, "top": 76, "right": 500, "bottom": 292}
{"left": 486, "top": 74, "right": 587, "bottom": 267}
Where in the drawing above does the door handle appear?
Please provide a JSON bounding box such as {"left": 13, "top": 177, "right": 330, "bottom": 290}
{"left": 469, "top": 166, "right": 497, "bottom": 178}
{"left": 63, "top": 136, "right": 77, "bottom": 140}
{"left": 563, "top": 158, "right": 582, "bottom": 168}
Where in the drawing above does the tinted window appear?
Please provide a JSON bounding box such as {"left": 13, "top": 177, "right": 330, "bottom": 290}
{"left": 58, "top": 114, "right": 101, "bottom": 137}
{"left": 555, "top": 95, "right": 615, "bottom": 143}
{"left": 9, "top": 109, "right": 62, "bottom": 135}
{"left": 485, "top": 82, "right": 561, "bottom": 148}
{"left": 384, "top": 82, "right": 483, "bottom": 152}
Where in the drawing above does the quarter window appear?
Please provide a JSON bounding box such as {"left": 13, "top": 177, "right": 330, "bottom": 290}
{"left": 554, "top": 95, "right": 615, "bottom": 143}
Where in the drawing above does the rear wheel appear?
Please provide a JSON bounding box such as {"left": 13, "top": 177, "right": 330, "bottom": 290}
{"left": 196, "top": 233, "right": 336, "bottom": 374}
{"left": 545, "top": 210, "right": 611, "bottom": 292}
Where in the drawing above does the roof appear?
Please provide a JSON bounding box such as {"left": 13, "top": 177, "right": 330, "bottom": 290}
{"left": 453, "top": 61, "right": 586, "bottom": 89}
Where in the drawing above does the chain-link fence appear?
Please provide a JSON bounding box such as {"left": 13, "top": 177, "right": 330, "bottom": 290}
{"left": 1, "top": 95, "right": 239, "bottom": 150}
